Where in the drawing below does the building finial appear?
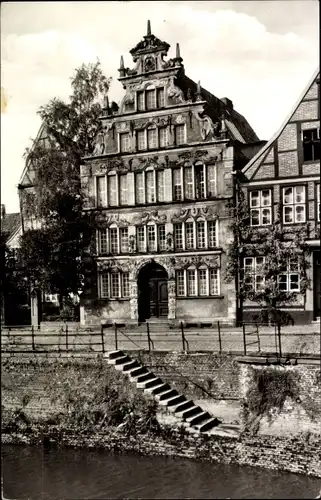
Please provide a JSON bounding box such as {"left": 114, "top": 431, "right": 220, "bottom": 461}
{"left": 176, "top": 43, "right": 181, "bottom": 59}
{"left": 120, "top": 55, "right": 124, "bottom": 69}
{"left": 147, "top": 20, "right": 151, "bottom": 36}
{"left": 195, "top": 80, "right": 202, "bottom": 101}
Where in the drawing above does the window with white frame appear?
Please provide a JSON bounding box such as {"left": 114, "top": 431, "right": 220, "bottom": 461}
{"left": 96, "top": 176, "right": 107, "bottom": 208}
{"left": 157, "top": 88, "right": 165, "bottom": 108}
{"left": 278, "top": 257, "right": 300, "bottom": 292}
{"left": 137, "top": 130, "right": 146, "bottom": 151}
{"left": 176, "top": 268, "right": 220, "bottom": 297}
{"left": 283, "top": 186, "right": 306, "bottom": 224}
{"left": 173, "top": 168, "right": 183, "bottom": 201}
{"left": 302, "top": 128, "right": 320, "bottom": 162}
{"left": 120, "top": 227, "right": 129, "bottom": 253}
{"left": 137, "top": 91, "right": 144, "bottom": 111}
{"left": 108, "top": 175, "right": 117, "bottom": 206}
{"left": 159, "top": 127, "right": 167, "bottom": 148}
{"left": 146, "top": 89, "right": 157, "bottom": 110}
{"left": 250, "top": 189, "right": 272, "bottom": 226}
{"left": 119, "top": 174, "right": 128, "bottom": 205}
{"left": 157, "top": 170, "right": 165, "bottom": 202}
{"left": 146, "top": 170, "right": 156, "bottom": 203}
{"left": 243, "top": 257, "right": 265, "bottom": 292}
{"left": 173, "top": 220, "right": 218, "bottom": 251}
{"left": 317, "top": 184, "right": 320, "bottom": 222}
{"left": 175, "top": 125, "right": 185, "bottom": 146}
{"left": 137, "top": 226, "right": 145, "bottom": 252}
{"left": 135, "top": 172, "right": 144, "bottom": 204}
{"left": 147, "top": 128, "right": 157, "bottom": 149}
{"left": 98, "top": 230, "right": 108, "bottom": 254}
{"left": 147, "top": 225, "right": 156, "bottom": 251}
{"left": 173, "top": 164, "right": 217, "bottom": 201}
{"left": 158, "top": 224, "right": 166, "bottom": 251}
{"left": 120, "top": 133, "right": 130, "bottom": 153}
{"left": 109, "top": 228, "right": 118, "bottom": 254}
{"left": 99, "top": 272, "right": 130, "bottom": 299}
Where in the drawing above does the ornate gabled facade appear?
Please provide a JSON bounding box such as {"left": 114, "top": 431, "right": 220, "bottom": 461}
{"left": 240, "top": 69, "right": 320, "bottom": 324}
{"left": 80, "top": 21, "right": 262, "bottom": 326}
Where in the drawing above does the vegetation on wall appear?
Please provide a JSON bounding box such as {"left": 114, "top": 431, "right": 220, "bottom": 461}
{"left": 225, "top": 188, "right": 311, "bottom": 325}
{"left": 19, "top": 62, "right": 111, "bottom": 309}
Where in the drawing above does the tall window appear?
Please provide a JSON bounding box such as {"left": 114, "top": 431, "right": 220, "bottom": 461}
{"left": 198, "top": 269, "right": 207, "bottom": 296}
{"left": 157, "top": 88, "right": 165, "bottom": 108}
{"left": 176, "top": 270, "right": 185, "bottom": 297}
{"left": 250, "top": 189, "right": 272, "bottom": 226}
{"left": 120, "top": 133, "right": 130, "bottom": 153}
{"left": 283, "top": 186, "right": 306, "bottom": 224}
{"left": 146, "top": 89, "right": 156, "bottom": 110}
{"left": 207, "top": 165, "right": 216, "bottom": 197}
{"left": 157, "top": 170, "right": 165, "bottom": 202}
{"left": 110, "top": 228, "right": 118, "bottom": 254}
{"left": 108, "top": 175, "right": 117, "bottom": 206}
{"left": 147, "top": 225, "right": 156, "bottom": 251}
{"left": 158, "top": 225, "right": 166, "bottom": 251}
{"left": 208, "top": 221, "right": 217, "bottom": 248}
{"left": 187, "top": 270, "right": 196, "bottom": 296}
{"left": 120, "top": 227, "right": 129, "bottom": 253}
{"left": 119, "top": 174, "right": 128, "bottom": 205}
{"left": 146, "top": 171, "right": 156, "bottom": 203}
{"left": 184, "top": 167, "right": 193, "bottom": 199}
{"left": 302, "top": 128, "right": 320, "bottom": 162}
{"left": 98, "top": 230, "right": 108, "bottom": 254}
{"left": 159, "top": 127, "right": 167, "bottom": 148}
{"left": 137, "top": 130, "right": 146, "bottom": 151}
{"left": 137, "top": 226, "right": 145, "bottom": 252}
{"left": 195, "top": 163, "right": 205, "bottom": 199}
{"left": 174, "top": 223, "right": 183, "bottom": 250}
{"left": 175, "top": 125, "right": 185, "bottom": 146}
{"left": 96, "top": 176, "right": 107, "bottom": 208}
{"left": 185, "top": 222, "right": 194, "bottom": 250}
{"left": 196, "top": 221, "right": 206, "bottom": 249}
{"left": 135, "top": 172, "right": 144, "bottom": 204}
{"left": 147, "top": 128, "right": 157, "bottom": 149}
{"left": 137, "top": 91, "right": 144, "bottom": 111}
{"left": 243, "top": 257, "right": 265, "bottom": 292}
{"left": 99, "top": 272, "right": 129, "bottom": 299}
{"left": 209, "top": 269, "right": 219, "bottom": 296}
{"left": 173, "top": 169, "right": 183, "bottom": 201}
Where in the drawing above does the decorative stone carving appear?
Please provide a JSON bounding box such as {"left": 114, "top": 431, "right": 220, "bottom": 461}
{"left": 166, "top": 232, "right": 173, "bottom": 252}
{"left": 194, "top": 112, "right": 216, "bottom": 141}
{"left": 92, "top": 131, "right": 105, "bottom": 156}
{"left": 105, "top": 214, "right": 129, "bottom": 227}
{"left": 175, "top": 114, "right": 185, "bottom": 124}
{"left": 167, "top": 79, "right": 185, "bottom": 104}
{"left": 174, "top": 255, "right": 220, "bottom": 269}
{"left": 167, "top": 279, "right": 176, "bottom": 319}
{"left": 129, "top": 235, "right": 136, "bottom": 253}
{"left": 144, "top": 56, "right": 156, "bottom": 72}
{"left": 140, "top": 210, "right": 167, "bottom": 225}
{"left": 172, "top": 206, "right": 218, "bottom": 223}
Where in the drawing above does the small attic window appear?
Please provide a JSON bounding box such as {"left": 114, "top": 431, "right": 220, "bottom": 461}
{"left": 302, "top": 128, "right": 320, "bottom": 162}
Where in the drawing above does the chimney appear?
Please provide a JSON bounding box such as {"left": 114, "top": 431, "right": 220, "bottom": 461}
{"left": 221, "top": 97, "right": 233, "bottom": 110}
{"left": 1, "top": 204, "right": 5, "bottom": 219}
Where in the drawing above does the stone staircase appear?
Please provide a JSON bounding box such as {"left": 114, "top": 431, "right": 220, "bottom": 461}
{"left": 106, "top": 349, "right": 222, "bottom": 435}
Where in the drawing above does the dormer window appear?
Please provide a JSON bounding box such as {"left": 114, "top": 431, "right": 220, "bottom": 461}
{"left": 136, "top": 88, "right": 165, "bottom": 111}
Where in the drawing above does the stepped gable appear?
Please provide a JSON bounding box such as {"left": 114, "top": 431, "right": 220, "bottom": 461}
{"left": 242, "top": 68, "right": 320, "bottom": 180}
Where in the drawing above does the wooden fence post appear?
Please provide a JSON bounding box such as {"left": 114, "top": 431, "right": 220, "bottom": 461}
{"left": 242, "top": 323, "right": 247, "bottom": 356}
{"left": 217, "top": 321, "right": 222, "bottom": 353}
{"left": 101, "top": 324, "right": 105, "bottom": 354}
{"left": 181, "top": 322, "right": 185, "bottom": 352}
{"left": 114, "top": 324, "right": 118, "bottom": 351}
{"left": 31, "top": 325, "right": 35, "bottom": 352}
{"left": 65, "top": 323, "right": 68, "bottom": 352}
{"left": 277, "top": 322, "right": 282, "bottom": 358}
{"left": 147, "top": 322, "right": 151, "bottom": 352}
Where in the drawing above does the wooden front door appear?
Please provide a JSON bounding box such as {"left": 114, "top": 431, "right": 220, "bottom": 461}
{"left": 313, "top": 250, "right": 321, "bottom": 319}
{"left": 149, "top": 279, "right": 168, "bottom": 318}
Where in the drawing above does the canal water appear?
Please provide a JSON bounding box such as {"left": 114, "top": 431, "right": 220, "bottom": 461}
{"left": 2, "top": 444, "right": 320, "bottom": 499}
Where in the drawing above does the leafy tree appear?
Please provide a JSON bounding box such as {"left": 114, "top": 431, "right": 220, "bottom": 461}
{"left": 19, "top": 61, "right": 111, "bottom": 308}
{"left": 225, "top": 188, "right": 311, "bottom": 325}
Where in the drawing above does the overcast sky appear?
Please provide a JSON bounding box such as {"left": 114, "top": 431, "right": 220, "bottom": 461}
{"left": 1, "top": 1, "right": 319, "bottom": 213}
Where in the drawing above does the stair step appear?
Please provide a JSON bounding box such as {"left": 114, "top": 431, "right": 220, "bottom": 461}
{"left": 157, "top": 389, "right": 178, "bottom": 401}
{"left": 170, "top": 400, "right": 194, "bottom": 414}
{"left": 144, "top": 382, "right": 167, "bottom": 394}
{"left": 135, "top": 372, "right": 155, "bottom": 384}
{"left": 159, "top": 394, "right": 186, "bottom": 407}
{"left": 152, "top": 383, "right": 171, "bottom": 395}
{"left": 128, "top": 366, "right": 148, "bottom": 379}
{"left": 197, "top": 417, "right": 221, "bottom": 433}
{"left": 138, "top": 377, "right": 162, "bottom": 390}
{"left": 177, "top": 405, "right": 201, "bottom": 420}
{"left": 107, "top": 350, "right": 125, "bottom": 360}
{"left": 187, "top": 411, "right": 210, "bottom": 426}
{"left": 121, "top": 360, "right": 139, "bottom": 372}
{"left": 108, "top": 355, "right": 130, "bottom": 365}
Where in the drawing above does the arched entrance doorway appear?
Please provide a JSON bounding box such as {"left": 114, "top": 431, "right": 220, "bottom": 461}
{"left": 138, "top": 263, "right": 168, "bottom": 322}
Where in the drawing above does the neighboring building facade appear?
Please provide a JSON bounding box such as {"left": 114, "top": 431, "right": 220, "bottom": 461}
{"left": 80, "top": 22, "right": 263, "bottom": 326}
{"left": 240, "top": 69, "right": 320, "bottom": 324}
